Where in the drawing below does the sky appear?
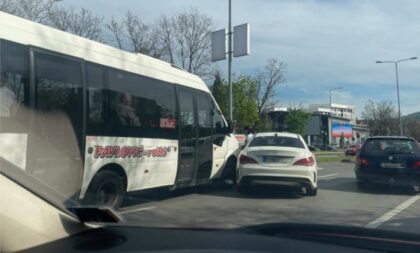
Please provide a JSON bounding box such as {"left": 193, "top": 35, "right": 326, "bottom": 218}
{"left": 67, "top": 0, "right": 420, "bottom": 116}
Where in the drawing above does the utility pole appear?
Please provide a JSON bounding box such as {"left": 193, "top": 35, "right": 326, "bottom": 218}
{"left": 211, "top": 0, "right": 250, "bottom": 124}
{"left": 228, "top": 0, "right": 233, "bottom": 121}
{"left": 394, "top": 62, "right": 403, "bottom": 136}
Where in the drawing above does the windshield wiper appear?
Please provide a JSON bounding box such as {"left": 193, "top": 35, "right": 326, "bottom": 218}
{"left": 68, "top": 206, "right": 123, "bottom": 223}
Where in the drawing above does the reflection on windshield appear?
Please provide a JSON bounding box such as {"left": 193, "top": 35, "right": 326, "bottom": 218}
{"left": 1, "top": 106, "right": 84, "bottom": 202}
{"left": 1, "top": 1, "right": 420, "bottom": 244}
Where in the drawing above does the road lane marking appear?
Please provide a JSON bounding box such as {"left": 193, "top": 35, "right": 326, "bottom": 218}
{"left": 317, "top": 167, "right": 324, "bottom": 170}
{"left": 120, "top": 206, "right": 156, "bottom": 214}
{"left": 365, "top": 195, "right": 420, "bottom": 229}
{"left": 318, "top": 173, "right": 338, "bottom": 179}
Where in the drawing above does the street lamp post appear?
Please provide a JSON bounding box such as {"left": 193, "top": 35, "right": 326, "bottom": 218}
{"left": 329, "top": 86, "right": 343, "bottom": 116}
{"left": 376, "top": 57, "right": 417, "bottom": 136}
{"left": 328, "top": 86, "right": 343, "bottom": 146}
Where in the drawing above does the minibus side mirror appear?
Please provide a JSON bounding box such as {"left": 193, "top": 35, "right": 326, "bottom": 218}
{"left": 226, "top": 120, "right": 234, "bottom": 134}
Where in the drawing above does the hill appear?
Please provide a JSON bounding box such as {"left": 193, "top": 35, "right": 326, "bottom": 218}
{"left": 403, "top": 111, "right": 420, "bottom": 121}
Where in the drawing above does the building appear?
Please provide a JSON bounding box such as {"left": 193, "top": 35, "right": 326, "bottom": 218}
{"left": 268, "top": 104, "right": 369, "bottom": 149}
{"left": 308, "top": 103, "right": 356, "bottom": 124}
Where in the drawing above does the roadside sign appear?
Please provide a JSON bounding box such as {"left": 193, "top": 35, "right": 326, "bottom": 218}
{"left": 211, "top": 29, "right": 227, "bottom": 62}
{"left": 233, "top": 23, "right": 250, "bottom": 57}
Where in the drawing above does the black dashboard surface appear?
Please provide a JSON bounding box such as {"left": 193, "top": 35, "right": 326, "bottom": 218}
{"left": 20, "top": 225, "right": 381, "bottom": 253}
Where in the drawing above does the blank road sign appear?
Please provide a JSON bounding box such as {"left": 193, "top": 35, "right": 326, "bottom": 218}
{"left": 233, "top": 23, "right": 250, "bottom": 57}
{"left": 211, "top": 29, "right": 227, "bottom": 62}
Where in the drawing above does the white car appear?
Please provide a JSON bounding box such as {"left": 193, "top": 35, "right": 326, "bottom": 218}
{"left": 236, "top": 132, "right": 318, "bottom": 196}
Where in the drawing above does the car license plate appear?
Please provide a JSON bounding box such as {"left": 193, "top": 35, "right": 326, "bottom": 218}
{"left": 263, "top": 156, "right": 291, "bottom": 163}
{"left": 380, "top": 162, "right": 405, "bottom": 169}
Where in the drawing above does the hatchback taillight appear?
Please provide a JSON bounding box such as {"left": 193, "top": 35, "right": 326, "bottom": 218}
{"left": 414, "top": 161, "right": 420, "bottom": 170}
{"left": 356, "top": 157, "right": 370, "bottom": 166}
{"left": 239, "top": 155, "right": 258, "bottom": 164}
{"left": 293, "top": 157, "right": 315, "bottom": 166}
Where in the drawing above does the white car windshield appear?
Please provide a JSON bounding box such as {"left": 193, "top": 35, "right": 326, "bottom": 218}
{"left": 249, "top": 136, "right": 305, "bottom": 149}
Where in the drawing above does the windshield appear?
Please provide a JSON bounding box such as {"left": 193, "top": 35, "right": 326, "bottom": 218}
{"left": 2, "top": 0, "right": 420, "bottom": 250}
{"left": 362, "top": 139, "right": 420, "bottom": 154}
{"left": 249, "top": 136, "right": 305, "bottom": 149}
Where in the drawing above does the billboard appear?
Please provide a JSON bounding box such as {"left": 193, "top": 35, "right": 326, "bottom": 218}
{"left": 332, "top": 123, "right": 352, "bottom": 138}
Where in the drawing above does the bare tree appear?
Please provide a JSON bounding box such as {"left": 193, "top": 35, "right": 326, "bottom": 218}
{"left": 0, "top": 0, "right": 15, "bottom": 12}
{"left": 0, "top": 0, "right": 58, "bottom": 23}
{"left": 154, "top": 15, "right": 175, "bottom": 64}
{"left": 1, "top": 1, "right": 103, "bottom": 41}
{"left": 403, "top": 118, "right": 420, "bottom": 141}
{"left": 48, "top": 6, "right": 103, "bottom": 41}
{"left": 256, "top": 58, "right": 286, "bottom": 115}
{"left": 155, "top": 8, "right": 214, "bottom": 78}
{"left": 105, "top": 11, "right": 157, "bottom": 56}
{"left": 362, "top": 100, "right": 399, "bottom": 136}
{"left": 123, "top": 11, "right": 156, "bottom": 55}
{"left": 4, "top": 2, "right": 214, "bottom": 78}
{"left": 106, "top": 16, "right": 125, "bottom": 49}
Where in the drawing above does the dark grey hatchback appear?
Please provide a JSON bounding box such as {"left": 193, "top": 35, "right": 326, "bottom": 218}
{"left": 355, "top": 137, "right": 420, "bottom": 189}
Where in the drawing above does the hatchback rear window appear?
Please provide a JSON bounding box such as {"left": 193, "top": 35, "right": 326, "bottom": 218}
{"left": 362, "top": 139, "right": 420, "bottom": 154}
{"left": 249, "top": 136, "right": 305, "bottom": 149}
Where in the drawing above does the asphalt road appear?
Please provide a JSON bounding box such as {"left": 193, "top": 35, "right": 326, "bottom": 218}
{"left": 119, "top": 162, "right": 420, "bottom": 234}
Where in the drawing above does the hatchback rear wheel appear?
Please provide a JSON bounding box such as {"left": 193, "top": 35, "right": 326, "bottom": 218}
{"left": 356, "top": 180, "right": 368, "bottom": 190}
{"left": 306, "top": 186, "right": 317, "bottom": 196}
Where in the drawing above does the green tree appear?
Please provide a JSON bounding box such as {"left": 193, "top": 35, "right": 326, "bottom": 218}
{"left": 211, "top": 74, "right": 259, "bottom": 133}
{"left": 232, "top": 76, "right": 259, "bottom": 132}
{"left": 284, "top": 108, "right": 309, "bottom": 135}
{"left": 211, "top": 72, "right": 227, "bottom": 115}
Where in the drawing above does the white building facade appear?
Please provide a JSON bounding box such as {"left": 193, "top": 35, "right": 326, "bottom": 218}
{"left": 308, "top": 103, "right": 356, "bottom": 125}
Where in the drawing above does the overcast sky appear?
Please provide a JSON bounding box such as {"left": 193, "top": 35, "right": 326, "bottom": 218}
{"left": 68, "top": 0, "right": 420, "bottom": 116}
